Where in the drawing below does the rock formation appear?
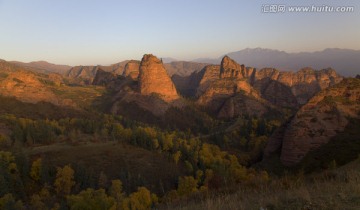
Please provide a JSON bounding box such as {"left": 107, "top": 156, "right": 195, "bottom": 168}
{"left": 196, "top": 65, "right": 221, "bottom": 96}
{"left": 264, "top": 78, "right": 360, "bottom": 166}
{"left": 139, "top": 54, "right": 179, "bottom": 101}
{"left": 253, "top": 67, "right": 343, "bottom": 106}
{"left": 189, "top": 55, "right": 343, "bottom": 118}
{"left": 92, "top": 69, "right": 117, "bottom": 86}
{"left": 192, "top": 58, "right": 275, "bottom": 118}
{"left": 66, "top": 61, "right": 129, "bottom": 84}
{"left": 122, "top": 60, "right": 140, "bottom": 80}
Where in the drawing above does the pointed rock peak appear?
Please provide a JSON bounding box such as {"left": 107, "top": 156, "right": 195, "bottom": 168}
{"left": 139, "top": 54, "right": 178, "bottom": 101}
{"left": 141, "top": 54, "right": 163, "bottom": 64}
{"left": 222, "top": 55, "right": 231, "bottom": 61}
{"left": 221, "top": 55, "right": 238, "bottom": 67}
{"left": 220, "top": 55, "right": 245, "bottom": 78}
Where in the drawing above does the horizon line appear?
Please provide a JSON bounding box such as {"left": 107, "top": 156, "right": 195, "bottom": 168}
{"left": 3, "top": 47, "right": 360, "bottom": 67}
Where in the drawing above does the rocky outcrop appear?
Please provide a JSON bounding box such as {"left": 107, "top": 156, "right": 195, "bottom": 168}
{"left": 193, "top": 56, "right": 343, "bottom": 118}
{"left": 253, "top": 78, "right": 299, "bottom": 108}
{"left": 66, "top": 61, "right": 129, "bottom": 84}
{"left": 195, "top": 58, "right": 278, "bottom": 118}
{"left": 66, "top": 65, "right": 101, "bottom": 84}
{"left": 122, "top": 60, "right": 140, "bottom": 80}
{"left": 253, "top": 67, "right": 343, "bottom": 106}
{"left": 217, "top": 94, "right": 272, "bottom": 118}
{"left": 220, "top": 56, "right": 243, "bottom": 78}
{"left": 264, "top": 78, "right": 360, "bottom": 166}
{"left": 196, "top": 65, "right": 221, "bottom": 97}
{"left": 356, "top": 75, "right": 360, "bottom": 79}
{"left": 220, "top": 56, "right": 257, "bottom": 82}
{"left": 139, "top": 54, "right": 179, "bottom": 101}
{"left": 92, "top": 69, "right": 117, "bottom": 86}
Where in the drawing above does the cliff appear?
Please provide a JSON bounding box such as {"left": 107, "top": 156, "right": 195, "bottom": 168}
{"left": 139, "top": 54, "right": 179, "bottom": 101}
{"left": 264, "top": 78, "right": 360, "bottom": 166}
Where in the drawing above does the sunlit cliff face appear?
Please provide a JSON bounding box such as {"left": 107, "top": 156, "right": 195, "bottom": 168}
{"left": 139, "top": 54, "right": 179, "bottom": 101}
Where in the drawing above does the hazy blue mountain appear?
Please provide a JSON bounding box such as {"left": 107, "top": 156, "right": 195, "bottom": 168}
{"left": 194, "top": 48, "right": 360, "bottom": 76}
{"left": 161, "top": 57, "right": 178, "bottom": 63}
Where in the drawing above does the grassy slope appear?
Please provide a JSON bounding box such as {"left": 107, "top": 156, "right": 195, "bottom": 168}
{"left": 0, "top": 96, "right": 87, "bottom": 119}
{"left": 162, "top": 157, "right": 360, "bottom": 210}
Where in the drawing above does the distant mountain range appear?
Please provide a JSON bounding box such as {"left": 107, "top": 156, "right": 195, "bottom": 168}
{"left": 6, "top": 48, "right": 360, "bottom": 77}
{"left": 194, "top": 48, "right": 360, "bottom": 77}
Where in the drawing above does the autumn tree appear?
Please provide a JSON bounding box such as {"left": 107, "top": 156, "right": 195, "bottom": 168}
{"left": 67, "top": 188, "right": 115, "bottom": 210}
{"left": 122, "top": 187, "right": 157, "bottom": 210}
{"left": 0, "top": 193, "right": 25, "bottom": 210}
{"left": 109, "top": 179, "right": 125, "bottom": 210}
{"left": 54, "top": 165, "right": 75, "bottom": 196}
{"left": 30, "top": 158, "right": 42, "bottom": 182}
{"left": 30, "top": 185, "right": 54, "bottom": 209}
{"left": 172, "top": 151, "right": 181, "bottom": 165}
{"left": 177, "top": 176, "right": 198, "bottom": 196}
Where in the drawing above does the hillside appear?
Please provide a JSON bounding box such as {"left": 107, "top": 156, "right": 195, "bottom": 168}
{"left": 10, "top": 61, "right": 72, "bottom": 74}
{"left": 265, "top": 78, "right": 360, "bottom": 166}
{"left": 164, "top": 157, "right": 360, "bottom": 210}
{"left": 0, "top": 60, "right": 105, "bottom": 108}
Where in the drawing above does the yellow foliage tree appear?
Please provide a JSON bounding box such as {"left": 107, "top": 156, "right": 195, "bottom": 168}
{"left": 122, "top": 187, "right": 157, "bottom": 210}
{"left": 67, "top": 188, "right": 116, "bottom": 210}
{"left": 54, "top": 165, "right": 75, "bottom": 196}
{"left": 30, "top": 158, "right": 42, "bottom": 182}
{"left": 177, "top": 176, "right": 198, "bottom": 197}
{"left": 109, "top": 179, "right": 125, "bottom": 210}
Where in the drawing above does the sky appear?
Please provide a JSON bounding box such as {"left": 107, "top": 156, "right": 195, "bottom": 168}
{"left": 0, "top": 0, "right": 359, "bottom": 65}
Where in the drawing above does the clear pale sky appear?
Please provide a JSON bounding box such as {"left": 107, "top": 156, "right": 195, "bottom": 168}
{"left": 0, "top": 0, "right": 359, "bottom": 65}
